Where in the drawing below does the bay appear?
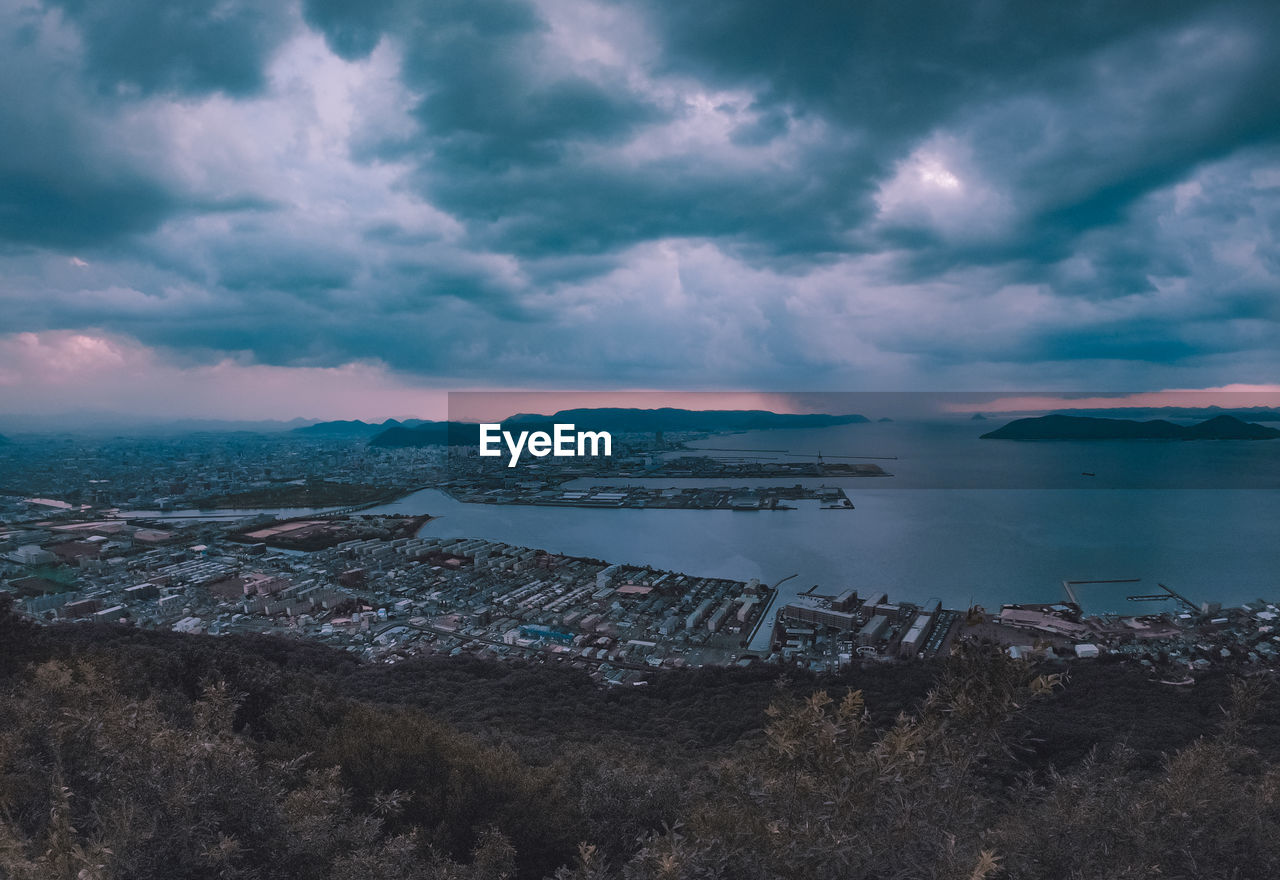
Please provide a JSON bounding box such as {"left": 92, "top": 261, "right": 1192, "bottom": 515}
{"left": 362, "top": 421, "right": 1280, "bottom": 652}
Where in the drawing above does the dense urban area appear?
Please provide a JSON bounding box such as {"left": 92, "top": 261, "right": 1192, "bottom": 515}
{"left": 3, "top": 428, "right": 1278, "bottom": 688}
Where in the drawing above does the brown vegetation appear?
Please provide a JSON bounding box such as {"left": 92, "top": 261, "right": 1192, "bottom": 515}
{"left": 3, "top": 597, "right": 1279, "bottom": 879}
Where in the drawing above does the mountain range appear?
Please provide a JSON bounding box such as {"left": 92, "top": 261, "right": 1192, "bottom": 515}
{"left": 362, "top": 408, "right": 870, "bottom": 448}
{"left": 292, "top": 418, "right": 431, "bottom": 438}
{"left": 981, "top": 413, "right": 1280, "bottom": 440}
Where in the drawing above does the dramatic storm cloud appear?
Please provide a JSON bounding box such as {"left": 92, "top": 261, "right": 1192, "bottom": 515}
{"left": 2, "top": 0, "right": 1278, "bottom": 417}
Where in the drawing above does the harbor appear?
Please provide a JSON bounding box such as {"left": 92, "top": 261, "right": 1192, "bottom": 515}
{"left": 441, "top": 482, "right": 855, "bottom": 510}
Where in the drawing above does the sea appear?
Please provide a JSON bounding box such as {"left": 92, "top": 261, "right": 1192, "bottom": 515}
{"left": 123, "top": 420, "right": 1280, "bottom": 654}
{"left": 361, "top": 421, "right": 1280, "bottom": 651}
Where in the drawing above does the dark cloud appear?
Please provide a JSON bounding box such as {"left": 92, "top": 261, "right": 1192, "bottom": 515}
{"left": 642, "top": 0, "right": 1225, "bottom": 132}
{"left": 305, "top": 0, "right": 649, "bottom": 169}
{"left": 2, "top": 0, "right": 1280, "bottom": 397}
{"left": 1032, "top": 330, "right": 1207, "bottom": 365}
{"left": 304, "top": 0, "right": 538, "bottom": 62}
{"left": 0, "top": 167, "right": 176, "bottom": 249}
{"left": 206, "top": 222, "right": 361, "bottom": 294}
{"left": 301, "top": 0, "right": 404, "bottom": 61}
{"left": 421, "top": 155, "right": 869, "bottom": 259}
{"left": 51, "top": 0, "right": 294, "bottom": 96}
{"left": 303, "top": 0, "right": 1280, "bottom": 276}
{"left": 0, "top": 5, "right": 180, "bottom": 247}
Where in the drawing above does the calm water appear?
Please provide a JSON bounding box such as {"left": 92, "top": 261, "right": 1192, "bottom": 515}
{"left": 681, "top": 420, "right": 1280, "bottom": 489}
{"left": 361, "top": 421, "right": 1280, "bottom": 651}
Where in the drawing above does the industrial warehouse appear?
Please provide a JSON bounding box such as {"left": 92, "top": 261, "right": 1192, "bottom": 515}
{"left": 772, "top": 589, "right": 956, "bottom": 665}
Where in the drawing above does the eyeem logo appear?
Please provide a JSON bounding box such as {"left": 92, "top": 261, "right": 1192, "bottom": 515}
{"left": 479, "top": 423, "right": 613, "bottom": 468}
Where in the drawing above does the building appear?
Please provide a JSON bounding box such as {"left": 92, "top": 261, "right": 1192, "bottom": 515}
{"left": 242, "top": 572, "right": 291, "bottom": 596}
{"left": 124, "top": 583, "right": 159, "bottom": 600}
{"left": 8, "top": 544, "right": 56, "bottom": 565}
{"left": 49, "top": 541, "right": 102, "bottom": 564}
{"left": 897, "top": 599, "right": 942, "bottom": 658}
{"left": 63, "top": 598, "right": 101, "bottom": 619}
{"left": 93, "top": 605, "right": 127, "bottom": 622}
{"left": 898, "top": 612, "right": 936, "bottom": 658}
{"left": 999, "top": 607, "right": 1090, "bottom": 639}
{"left": 857, "top": 614, "right": 891, "bottom": 646}
{"left": 596, "top": 564, "right": 620, "bottom": 591}
{"left": 779, "top": 592, "right": 862, "bottom": 632}
{"left": 686, "top": 598, "right": 714, "bottom": 630}
{"left": 519, "top": 624, "right": 573, "bottom": 643}
{"left": 706, "top": 598, "right": 735, "bottom": 633}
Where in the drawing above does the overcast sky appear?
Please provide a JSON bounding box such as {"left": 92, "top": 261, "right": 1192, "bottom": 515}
{"left": 2, "top": 0, "right": 1279, "bottom": 420}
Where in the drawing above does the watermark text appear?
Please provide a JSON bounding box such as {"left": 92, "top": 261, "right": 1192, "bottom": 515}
{"left": 479, "top": 423, "right": 612, "bottom": 467}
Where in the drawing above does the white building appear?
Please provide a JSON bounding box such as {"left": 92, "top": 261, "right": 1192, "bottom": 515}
{"left": 9, "top": 544, "right": 55, "bottom": 565}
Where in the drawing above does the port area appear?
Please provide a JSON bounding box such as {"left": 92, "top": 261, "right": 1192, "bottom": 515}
{"left": 772, "top": 580, "right": 1280, "bottom": 683}
{"left": 623, "top": 456, "right": 890, "bottom": 479}
{"left": 449, "top": 448, "right": 891, "bottom": 482}
{"left": 227, "top": 514, "right": 432, "bottom": 551}
{"left": 12, "top": 511, "right": 1280, "bottom": 686}
{"left": 770, "top": 589, "right": 962, "bottom": 673}
{"left": 442, "top": 482, "right": 854, "bottom": 510}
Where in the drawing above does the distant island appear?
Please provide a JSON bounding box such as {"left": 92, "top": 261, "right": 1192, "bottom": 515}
{"left": 981, "top": 413, "right": 1280, "bottom": 440}
{"left": 1022, "top": 405, "right": 1280, "bottom": 423}
{"left": 365, "top": 408, "right": 870, "bottom": 448}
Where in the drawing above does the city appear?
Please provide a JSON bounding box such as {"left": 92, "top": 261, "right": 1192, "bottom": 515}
{"left": 4, "top": 0, "right": 1280, "bottom": 873}
{"left": 5, "top": 430, "right": 1278, "bottom": 690}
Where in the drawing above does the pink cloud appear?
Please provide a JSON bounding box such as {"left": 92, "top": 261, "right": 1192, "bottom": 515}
{"left": 0, "top": 331, "right": 447, "bottom": 421}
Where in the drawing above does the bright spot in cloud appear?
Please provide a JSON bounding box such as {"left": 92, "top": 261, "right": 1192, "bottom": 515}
{"left": 918, "top": 158, "right": 961, "bottom": 190}
{"left": 70, "top": 257, "right": 89, "bottom": 267}
{"left": 875, "top": 137, "right": 1014, "bottom": 241}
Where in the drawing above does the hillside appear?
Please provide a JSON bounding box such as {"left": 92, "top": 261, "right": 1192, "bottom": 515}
{"left": 368, "top": 421, "right": 475, "bottom": 448}
{"left": 294, "top": 418, "right": 427, "bottom": 437}
{"left": 5, "top": 597, "right": 1280, "bottom": 879}
{"left": 1037, "top": 406, "right": 1280, "bottom": 422}
{"left": 981, "top": 413, "right": 1280, "bottom": 440}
